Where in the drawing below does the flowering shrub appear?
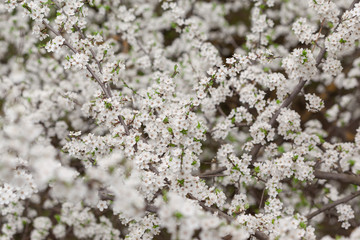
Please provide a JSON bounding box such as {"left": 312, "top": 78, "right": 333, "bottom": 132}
{"left": 1, "top": 0, "right": 360, "bottom": 239}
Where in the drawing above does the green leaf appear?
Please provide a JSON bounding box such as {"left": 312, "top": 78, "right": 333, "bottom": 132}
{"left": 162, "top": 189, "right": 168, "bottom": 202}
{"left": 174, "top": 211, "right": 183, "bottom": 219}
{"left": 232, "top": 164, "right": 240, "bottom": 171}
{"left": 180, "top": 129, "right": 188, "bottom": 135}
{"left": 316, "top": 134, "right": 325, "bottom": 144}
{"left": 22, "top": 3, "right": 32, "bottom": 13}
{"left": 299, "top": 222, "right": 307, "bottom": 229}
{"left": 167, "top": 127, "right": 173, "bottom": 134}
{"left": 171, "top": 22, "right": 177, "bottom": 29}
{"left": 349, "top": 160, "right": 355, "bottom": 167}
{"left": 104, "top": 101, "right": 112, "bottom": 109}
{"left": 163, "top": 117, "right": 169, "bottom": 124}
{"left": 54, "top": 214, "right": 61, "bottom": 223}
{"left": 177, "top": 179, "right": 185, "bottom": 186}
{"left": 278, "top": 146, "right": 285, "bottom": 153}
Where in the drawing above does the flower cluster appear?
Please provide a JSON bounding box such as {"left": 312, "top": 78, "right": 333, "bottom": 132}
{"left": 1, "top": 0, "right": 360, "bottom": 239}
{"left": 305, "top": 93, "right": 324, "bottom": 112}
{"left": 45, "top": 36, "right": 65, "bottom": 53}
{"left": 336, "top": 204, "right": 355, "bottom": 229}
{"left": 282, "top": 48, "right": 318, "bottom": 81}
{"left": 64, "top": 53, "right": 89, "bottom": 70}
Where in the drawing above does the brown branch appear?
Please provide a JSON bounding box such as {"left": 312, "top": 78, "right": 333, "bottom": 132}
{"left": 254, "top": 231, "right": 269, "bottom": 240}
{"left": 43, "top": 21, "right": 131, "bottom": 136}
{"left": 42, "top": 21, "right": 110, "bottom": 97}
{"left": 193, "top": 166, "right": 227, "bottom": 177}
{"left": 146, "top": 193, "right": 269, "bottom": 240}
{"left": 306, "top": 190, "right": 360, "bottom": 220}
{"left": 314, "top": 171, "right": 360, "bottom": 186}
{"left": 73, "top": 24, "right": 103, "bottom": 74}
{"left": 197, "top": 201, "right": 268, "bottom": 240}
{"left": 251, "top": 79, "right": 307, "bottom": 160}
{"left": 348, "top": 0, "right": 360, "bottom": 14}
{"left": 117, "top": 115, "right": 130, "bottom": 136}
{"left": 250, "top": 0, "right": 359, "bottom": 163}
{"left": 187, "top": 194, "right": 269, "bottom": 240}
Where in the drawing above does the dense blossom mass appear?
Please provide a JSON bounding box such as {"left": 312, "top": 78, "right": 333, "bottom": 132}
{"left": 0, "top": 0, "right": 360, "bottom": 240}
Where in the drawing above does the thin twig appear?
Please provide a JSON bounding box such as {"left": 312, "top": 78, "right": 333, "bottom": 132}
{"left": 43, "top": 21, "right": 131, "bottom": 136}
{"left": 193, "top": 166, "right": 227, "bottom": 177}
{"left": 259, "top": 188, "right": 266, "bottom": 209}
{"left": 250, "top": 0, "right": 359, "bottom": 163}
{"left": 74, "top": 25, "right": 103, "bottom": 74}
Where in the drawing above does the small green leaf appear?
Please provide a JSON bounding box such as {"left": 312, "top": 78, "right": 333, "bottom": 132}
{"left": 54, "top": 214, "right": 61, "bottom": 223}
{"left": 278, "top": 146, "right": 285, "bottom": 153}
{"left": 163, "top": 117, "right": 169, "bottom": 124}
{"left": 22, "top": 3, "right": 32, "bottom": 13}
{"left": 171, "top": 22, "right": 177, "bottom": 29}
{"left": 180, "top": 129, "right": 188, "bottom": 135}
{"left": 177, "top": 179, "right": 185, "bottom": 186}
{"left": 167, "top": 127, "right": 173, "bottom": 134}
{"left": 174, "top": 211, "right": 183, "bottom": 219}
{"left": 349, "top": 160, "right": 355, "bottom": 167}
{"left": 104, "top": 101, "right": 112, "bottom": 109}
{"left": 299, "top": 222, "right": 307, "bottom": 229}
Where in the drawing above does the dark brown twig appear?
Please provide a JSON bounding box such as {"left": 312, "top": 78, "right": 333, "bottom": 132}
{"left": 314, "top": 171, "right": 360, "bottom": 186}
{"left": 306, "top": 190, "right": 360, "bottom": 220}
{"left": 43, "top": 21, "right": 131, "bottom": 136}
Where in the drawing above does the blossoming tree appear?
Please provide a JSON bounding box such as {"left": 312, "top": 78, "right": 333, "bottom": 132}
{"left": 1, "top": 0, "right": 360, "bottom": 239}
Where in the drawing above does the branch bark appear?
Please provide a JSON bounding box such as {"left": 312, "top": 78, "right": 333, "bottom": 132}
{"left": 314, "top": 171, "right": 360, "bottom": 186}
{"left": 193, "top": 166, "right": 227, "bottom": 178}
{"left": 306, "top": 190, "right": 360, "bottom": 220}
{"left": 250, "top": 0, "right": 359, "bottom": 162}
{"left": 42, "top": 21, "right": 131, "bottom": 136}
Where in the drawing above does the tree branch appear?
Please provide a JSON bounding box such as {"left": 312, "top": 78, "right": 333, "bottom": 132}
{"left": 306, "top": 190, "right": 360, "bottom": 220}
{"left": 73, "top": 24, "right": 103, "bottom": 74}
{"left": 251, "top": 79, "right": 307, "bottom": 160}
{"left": 193, "top": 166, "right": 227, "bottom": 177}
{"left": 250, "top": 0, "right": 359, "bottom": 162}
{"left": 314, "top": 171, "right": 360, "bottom": 186}
{"left": 43, "top": 21, "right": 131, "bottom": 136}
